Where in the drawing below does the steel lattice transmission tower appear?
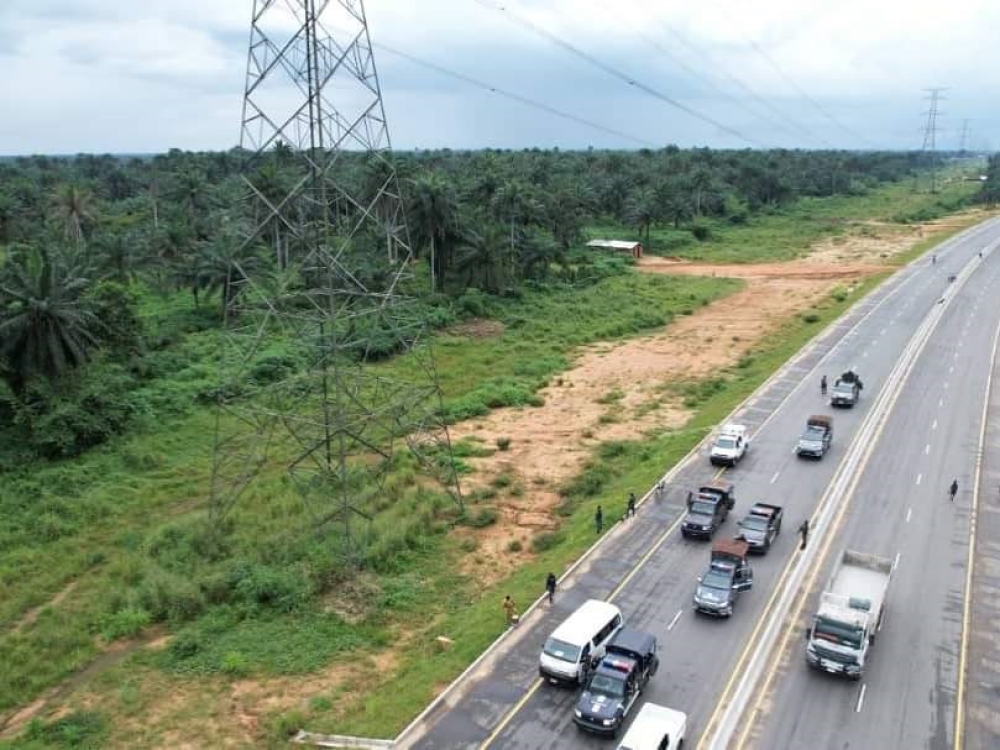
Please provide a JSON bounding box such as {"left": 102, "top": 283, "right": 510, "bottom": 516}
{"left": 919, "top": 87, "right": 947, "bottom": 193}
{"left": 209, "top": 0, "right": 461, "bottom": 559}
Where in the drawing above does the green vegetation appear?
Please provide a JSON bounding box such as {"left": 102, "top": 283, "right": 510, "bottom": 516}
{"left": 0, "top": 147, "right": 991, "bottom": 746}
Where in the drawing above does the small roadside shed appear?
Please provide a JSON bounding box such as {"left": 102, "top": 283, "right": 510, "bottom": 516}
{"left": 586, "top": 239, "right": 644, "bottom": 258}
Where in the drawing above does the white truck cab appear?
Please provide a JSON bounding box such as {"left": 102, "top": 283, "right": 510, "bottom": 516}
{"left": 709, "top": 423, "right": 748, "bottom": 466}
{"left": 615, "top": 703, "right": 687, "bottom": 750}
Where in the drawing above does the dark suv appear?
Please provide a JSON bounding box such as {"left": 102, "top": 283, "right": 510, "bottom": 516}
{"left": 681, "top": 481, "right": 736, "bottom": 539}
{"left": 693, "top": 539, "right": 754, "bottom": 617}
{"left": 573, "top": 628, "right": 659, "bottom": 737}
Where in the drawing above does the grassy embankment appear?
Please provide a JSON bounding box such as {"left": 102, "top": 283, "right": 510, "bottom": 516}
{"left": 0, "top": 178, "right": 985, "bottom": 749}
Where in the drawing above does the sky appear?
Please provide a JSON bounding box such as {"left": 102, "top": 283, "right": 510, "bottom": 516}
{"left": 0, "top": 0, "right": 996, "bottom": 155}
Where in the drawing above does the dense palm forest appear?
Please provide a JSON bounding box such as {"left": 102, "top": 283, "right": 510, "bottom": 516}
{"left": 0, "top": 147, "right": 985, "bottom": 463}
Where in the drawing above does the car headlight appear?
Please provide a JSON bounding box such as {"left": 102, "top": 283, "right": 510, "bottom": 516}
{"left": 603, "top": 718, "right": 615, "bottom": 726}
{"left": 574, "top": 709, "right": 582, "bottom": 718}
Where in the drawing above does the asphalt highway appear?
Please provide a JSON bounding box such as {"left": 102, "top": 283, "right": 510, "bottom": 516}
{"left": 741, "top": 232, "right": 1000, "bottom": 750}
{"left": 399, "top": 217, "right": 1000, "bottom": 750}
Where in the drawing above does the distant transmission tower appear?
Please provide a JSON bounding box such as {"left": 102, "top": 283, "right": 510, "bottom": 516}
{"left": 209, "top": 0, "right": 461, "bottom": 561}
{"left": 958, "top": 119, "right": 971, "bottom": 155}
{"left": 919, "top": 87, "right": 947, "bottom": 193}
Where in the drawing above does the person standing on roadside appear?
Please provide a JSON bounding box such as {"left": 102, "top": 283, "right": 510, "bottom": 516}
{"left": 545, "top": 572, "right": 557, "bottom": 604}
{"left": 595, "top": 505, "right": 604, "bottom": 534}
{"left": 503, "top": 595, "right": 518, "bottom": 627}
{"left": 820, "top": 375, "right": 827, "bottom": 396}
{"left": 626, "top": 492, "right": 637, "bottom": 519}
{"left": 798, "top": 518, "right": 810, "bottom": 550}
{"left": 950, "top": 478, "right": 958, "bottom": 502}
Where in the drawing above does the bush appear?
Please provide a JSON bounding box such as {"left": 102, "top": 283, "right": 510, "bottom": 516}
{"left": 801, "top": 313, "right": 820, "bottom": 324}
{"left": 13, "top": 361, "right": 147, "bottom": 458}
{"left": 496, "top": 436, "right": 511, "bottom": 451}
{"left": 229, "top": 562, "right": 316, "bottom": 614}
{"left": 25, "top": 711, "right": 108, "bottom": 748}
{"left": 137, "top": 569, "right": 206, "bottom": 623}
{"left": 531, "top": 530, "right": 565, "bottom": 552}
{"left": 507, "top": 540, "right": 523, "bottom": 552}
{"left": 690, "top": 222, "right": 712, "bottom": 241}
{"left": 97, "top": 606, "right": 152, "bottom": 641}
{"left": 463, "top": 507, "right": 499, "bottom": 528}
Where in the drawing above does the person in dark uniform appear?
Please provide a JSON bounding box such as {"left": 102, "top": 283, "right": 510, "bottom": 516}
{"left": 595, "top": 505, "right": 604, "bottom": 534}
{"left": 798, "top": 518, "right": 810, "bottom": 550}
{"left": 626, "top": 492, "right": 637, "bottom": 518}
{"left": 545, "top": 572, "right": 557, "bottom": 604}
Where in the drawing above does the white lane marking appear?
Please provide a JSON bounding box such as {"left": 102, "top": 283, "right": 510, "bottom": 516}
{"left": 906, "top": 507, "right": 912, "bottom": 523}
{"left": 916, "top": 473, "right": 923, "bottom": 486}
{"left": 932, "top": 419, "right": 938, "bottom": 430}
{"left": 925, "top": 444, "right": 931, "bottom": 455}
{"left": 939, "top": 398, "right": 944, "bottom": 407}
{"left": 894, "top": 552, "right": 901, "bottom": 570}
{"left": 770, "top": 472, "right": 780, "bottom": 484}
{"left": 945, "top": 382, "right": 949, "bottom": 390}
{"left": 863, "top": 351, "right": 869, "bottom": 358}
{"left": 856, "top": 683, "right": 867, "bottom": 713}
{"left": 668, "top": 610, "right": 683, "bottom": 631}
{"left": 949, "top": 366, "right": 954, "bottom": 374}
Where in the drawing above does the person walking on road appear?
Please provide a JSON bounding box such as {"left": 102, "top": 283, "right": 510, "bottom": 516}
{"left": 545, "top": 572, "right": 557, "bottom": 604}
{"left": 820, "top": 375, "right": 828, "bottom": 397}
{"left": 798, "top": 518, "right": 810, "bottom": 550}
{"left": 626, "top": 492, "right": 637, "bottom": 519}
{"left": 595, "top": 505, "right": 604, "bottom": 534}
{"left": 950, "top": 478, "right": 959, "bottom": 502}
{"left": 932, "top": 254, "right": 937, "bottom": 265}
{"left": 503, "top": 595, "right": 518, "bottom": 627}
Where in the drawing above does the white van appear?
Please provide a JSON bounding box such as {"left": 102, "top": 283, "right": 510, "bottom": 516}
{"left": 616, "top": 703, "right": 687, "bottom": 750}
{"left": 539, "top": 599, "right": 623, "bottom": 685}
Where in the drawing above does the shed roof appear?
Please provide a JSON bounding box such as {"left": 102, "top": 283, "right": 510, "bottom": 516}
{"left": 586, "top": 239, "right": 642, "bottom": 250}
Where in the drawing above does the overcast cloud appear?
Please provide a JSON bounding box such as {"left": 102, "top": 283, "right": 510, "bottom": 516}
{"left": 0, "top": 0, "right": 996, "bottom": 154}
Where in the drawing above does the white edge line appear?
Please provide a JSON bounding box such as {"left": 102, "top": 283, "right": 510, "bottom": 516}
{"left": 668, "top": 609, "right": 684, "bottom": 631}
{"left": 856, "top": 683, "right": 868, "bottom": 713}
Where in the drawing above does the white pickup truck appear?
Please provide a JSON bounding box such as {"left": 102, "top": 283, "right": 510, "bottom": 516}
{"left": 709, "top": 423, "right": 749, "bottom": 467}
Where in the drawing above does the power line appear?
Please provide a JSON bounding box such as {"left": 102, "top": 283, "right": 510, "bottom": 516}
{"left": 651, "top": 22, "right": 834, "bottom": 149}
{"left": 746, "top": 40, "right": 875, "bottom": 150}
{"left": 373, "top": 40, "right": 660, "bottom": 148}
{"left": 474, "top": 0, "right": 766, "bottom": 147}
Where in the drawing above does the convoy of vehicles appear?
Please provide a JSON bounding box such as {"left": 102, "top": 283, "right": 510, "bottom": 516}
{"left": 681, "top": 481, "right": 736, "bottom": 539}
{"left": 709, "top": 423, "right": 749, "bottom": 466}
{"left": 693, "top": 539, "right": 754, "bottom": 617}
{"left": 533, "top": 366, "right": 889, "bottom": 737}
{"left": 735, "top": 502, "right": 783, "bottom": 553}
{"left": 830, "top": 369, "right": 863, "bottom": 407}
{"left": 805, "top": 550, "right": 891, "bottom": 679}
{"left": 796, "top": 415, "right": 833, "bottom": 458}
{"left": 574, "top": 628, "right": 659, "bottom": 736}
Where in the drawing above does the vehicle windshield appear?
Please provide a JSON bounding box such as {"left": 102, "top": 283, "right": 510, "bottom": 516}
{"left": 714, "top": 437, "right": 736, "bottom": 449}
{"left": 740, "top": 516, "right": 768, "bottom": 531}
{"left": 689, "top": 500, "right": 716, "bottom": 516}
{"left": 542, "top": 637, "right": 581, "bottom": 664}
{"left": 803, "top": 427, "right": 825, "bottom": 439}
{"left": 586, "top": 673, "right": 626, "bottom": 699}
{"left": 833, "top": 383, "right": 854, "bottom": 393}
{"left": 813, "top": 617, "right": 864, "bottom": 649}
{"left": 701, "top": 568, "right": 732, "bottom": 590}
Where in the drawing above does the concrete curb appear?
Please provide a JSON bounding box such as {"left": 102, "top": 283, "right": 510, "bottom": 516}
{"left": 293, "top": 732, "right": 393, "bottom": 749}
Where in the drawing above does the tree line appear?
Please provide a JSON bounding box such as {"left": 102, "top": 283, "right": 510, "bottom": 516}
{"left": 0, "top": 146, "right": 969, "bottom": 459}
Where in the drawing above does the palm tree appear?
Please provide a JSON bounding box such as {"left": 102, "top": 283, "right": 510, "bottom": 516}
{"left": 407, "top": 173, "right": 459, "bottom": 293}
{"left": 690, "top": 166, "right": 713, "bottom": 216}
{"left": 194, "top": 216, "right": 263, "bottom": 318}
{"left": 454, "top": 224, "right": 508, "bottom": 294}
{"left": 52, "top": 184, "right": 96, "bottom": 244}
{"left": 0, "top": 247, "right": 102, "bottom": 396}
{"left": 626, "top": 188, "right": 657, "bottom": 247}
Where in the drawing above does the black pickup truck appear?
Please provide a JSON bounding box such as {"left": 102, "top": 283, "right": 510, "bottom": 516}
{"left": 573, "top": 627, "right": 659, "bottom": 737}
{"left": 681, "top": 481, "right": 736, "bottom": 539}
{"left": 735, "top": 502, "right": 783, "bottom": 553}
